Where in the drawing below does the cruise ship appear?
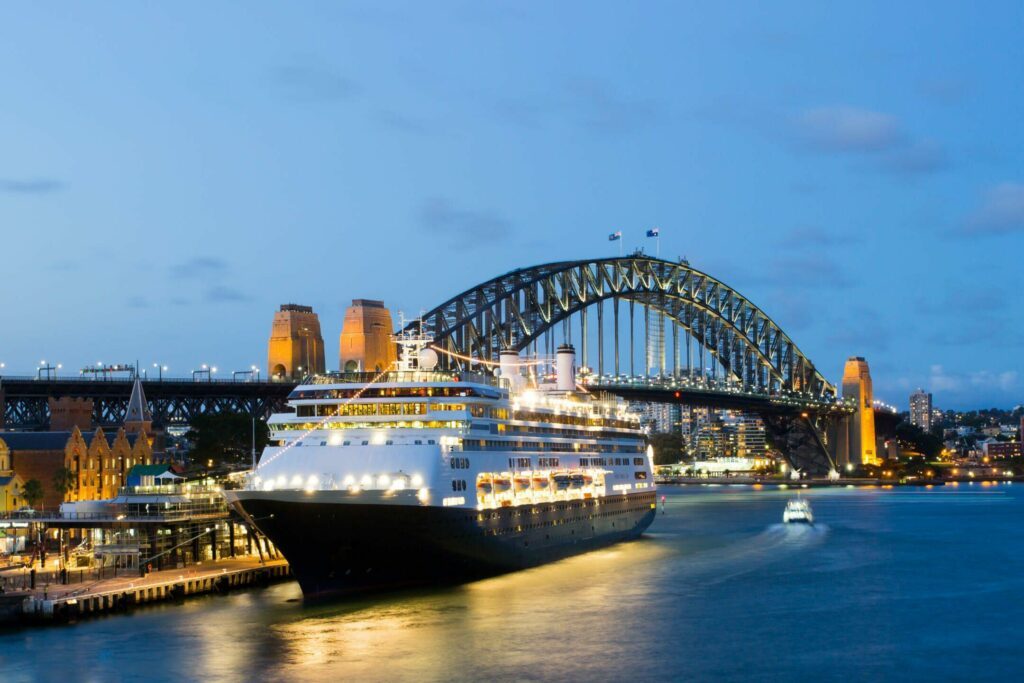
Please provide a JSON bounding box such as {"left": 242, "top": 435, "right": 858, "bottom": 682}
{"left": 226, "top": 332, "right": 656, "bottom": 600}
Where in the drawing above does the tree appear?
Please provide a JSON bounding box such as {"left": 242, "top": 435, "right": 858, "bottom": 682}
{"left": 53, "top": 467, "right": 76, "bottom": 502}
{"left": 22, "top": 479, "right": 44, "bottom": 510}
{"left": 647, "top": 432, "right": 684, "bottom": 465}
{"left": 186, "top": 414, "right": 270, "bottom": 472}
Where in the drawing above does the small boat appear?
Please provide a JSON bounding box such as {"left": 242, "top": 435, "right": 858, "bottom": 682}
{"left": 514, "top": 477, "right": 532, "bottom": 492}
{"left": 783, "top": 498, "right": 814, "bottom": 525}
{"left": 531, "top": 476, "right": 550, "bottom": 491}
{"left": 552, "top": 474, "right": 572, "bottom": 491}
{"left": 492, "top": 477, "right": 512, "bottom": 494}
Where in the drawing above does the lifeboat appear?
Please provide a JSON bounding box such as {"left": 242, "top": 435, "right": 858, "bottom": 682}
{"left": 493, "top": 477, "right": 512, "bottom": 494}
{"left": 569, "top": 474, "right": 586, "bottom": 489}
{"left": 531, "top": 476, "right": 550, "bottom": 491}
{"left": 476, "top": 476, "right": 493, "bottom": 494}
{"left": 514, "top": 477, "right": 532, "bottom": 492}
{"left": 552, "top": 474, "right": 572, "bottom": 491}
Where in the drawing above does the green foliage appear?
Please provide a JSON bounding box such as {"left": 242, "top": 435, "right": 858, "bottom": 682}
{"left": 894, "top": 421, "right": 943, "bottom": 459}
{"left": 52, "top": 467, "right": 76, "bottom": 500}
{"left": 21, "top": 479, "right": 44, "bottom": 509}
{"left": 647, "top": 432, "right": 684, "bottom": 465}
{"left": 186, "top": 414, "right": 270, "bottom": 471}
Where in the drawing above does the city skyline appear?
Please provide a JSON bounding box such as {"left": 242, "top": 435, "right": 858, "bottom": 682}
{"left": 2, "top": 2, "right": 1023, "bottom": 408}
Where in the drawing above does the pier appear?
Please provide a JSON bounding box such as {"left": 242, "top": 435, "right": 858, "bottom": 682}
{"left": 1, "top": 557, "right": 290, "bottom": 627}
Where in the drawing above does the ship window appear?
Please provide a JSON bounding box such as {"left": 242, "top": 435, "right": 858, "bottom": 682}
{"left": 428, "top": 440, "right": 436, "bottom": 445}
{"left": 343, "top": 441, "right": 351, "bottom": 446}
{"left": 361, "top": 440, "right": 369, "bottom": 446}
{"left": 633, "top": 457, "right": 645, "bottom": 466}
{"left": 414, "top": 440, "right": 422, "bottom": 445}
{"left": 385, "top": 440, "right": 393, "bottom": 445}
{"left": 635, "top": 471, "right": 648, "bottom": 480}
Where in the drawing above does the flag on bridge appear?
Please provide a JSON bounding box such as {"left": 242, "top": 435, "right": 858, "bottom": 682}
{"left": 608, "top": 231, "right": 622, "bottom": 241}
{"left": 646, "top": 227, "right": 660, "bottom": 238}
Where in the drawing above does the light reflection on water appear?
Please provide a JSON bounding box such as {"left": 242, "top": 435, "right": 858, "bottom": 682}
{"left": 3, "top": 485, "right": 1023, "bottom": 683}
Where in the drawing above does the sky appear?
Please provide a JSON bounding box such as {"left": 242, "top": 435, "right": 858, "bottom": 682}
{"left": 1, "top": 1, "right": 1022, "bottom": 410}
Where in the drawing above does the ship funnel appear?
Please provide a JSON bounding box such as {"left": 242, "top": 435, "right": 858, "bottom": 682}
{"left": 556, "top": 344, "right": 576, "bottom": 392}
{"left": 499, "top": 350, "right": 525, "bottom": 392}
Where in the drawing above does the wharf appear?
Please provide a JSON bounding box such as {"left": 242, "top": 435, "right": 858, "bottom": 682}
{"left": 0, "top": 557, "right": 290, "bottom": 627}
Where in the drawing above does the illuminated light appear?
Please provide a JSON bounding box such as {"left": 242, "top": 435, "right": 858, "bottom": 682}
{"left": 371, "top": 432, "right": 386, "bottom": 445}
{"left": 361, "top": 474, "right": 373, "bottom": 487}
{"left": 411, "top": 474, "right": 424, "bottom": 487}
{"left": 343, "top": 475, "right": 355, "bottom": 486}
{"left": 391, "top": 478, "right": 406, "bottom": 491}
{"left": 348, "top": 485, "right": 362, "bottom": 494}
{"left": 263, "top": 480, "right": 274, "bottom": 492}
{"left": 378, "top": 474, "right": 391, "bottom": 488}
{"left": 305, "top": 475, "right": 319, "bottom": 492}
{"left": 275, "top": 475, "right": 286, "bottom": 487}
{"left": 417, "top": 487, "right": 430, "bottom": 503}
{"left": 290, "top": 475, "right": 303, "bottom": 488}
{"left": 328, "top": 432, "right": 343, "bottom": 446}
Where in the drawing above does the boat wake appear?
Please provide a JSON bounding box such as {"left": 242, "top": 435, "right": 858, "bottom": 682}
{"left": 677, "top": 523, "right": 828, "bottom": 584}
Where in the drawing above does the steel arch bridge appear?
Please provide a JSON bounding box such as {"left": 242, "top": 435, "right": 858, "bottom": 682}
{"left": 411, "top": 255, "right": 835, "bottom": 400}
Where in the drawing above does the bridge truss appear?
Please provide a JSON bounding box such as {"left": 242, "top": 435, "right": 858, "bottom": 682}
{"left": 411, "top": 256, "right": 835, "bottom": 399}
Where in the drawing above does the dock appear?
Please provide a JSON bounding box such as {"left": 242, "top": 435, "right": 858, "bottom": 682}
{"left": 0, "top": 557, "right": 290, "bottom": 627}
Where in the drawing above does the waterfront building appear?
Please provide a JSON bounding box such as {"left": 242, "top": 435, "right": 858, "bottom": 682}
{"left": 1, "top": 428, "right": 152, "bottom": 510}
{"left": 0, "top": 441, "right": 26, "bottom": 513}
{"left": 983, "top": 441, "right": 1022, "bottom": 459}
{"left": 840, "top": 357, "right": 879, "bottom": 466}
{"left": 910, "top": 389, "right": 933, "bottom": 431}
{"left": 338, "top": 299, "right": 397, "bottom": 373}
{"left": 267, "top": 304, "right": 326, "bottom": 380}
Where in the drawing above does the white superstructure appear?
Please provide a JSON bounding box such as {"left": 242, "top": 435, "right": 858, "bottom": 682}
{"left": 250, "top": 334, "right": 653, "bottom": 510}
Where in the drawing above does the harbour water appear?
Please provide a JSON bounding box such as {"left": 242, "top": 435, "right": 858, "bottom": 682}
{"left": 2, "top": 484, "right": 1022, "bottom": 682}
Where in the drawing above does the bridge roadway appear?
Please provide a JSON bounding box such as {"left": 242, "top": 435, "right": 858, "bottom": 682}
{"left": 0, "top": 376, "right": 294, "bottom": 429}
{"left": 1, "top": 371, "right": 850, "bottom": 430}
{"left": 581, "top": 375, "right": 855, "bottom": 416}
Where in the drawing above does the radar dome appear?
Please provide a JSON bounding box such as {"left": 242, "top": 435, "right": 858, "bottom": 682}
{"left": 417, "top": 348, "right": 439, "bottom": 370}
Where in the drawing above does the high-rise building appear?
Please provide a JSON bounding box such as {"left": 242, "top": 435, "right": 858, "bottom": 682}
{"left": 841, "top": 357, "right": 878, "bottom": 466}
{"left": 910, "top": 389, "right": 933, "bottom": 432}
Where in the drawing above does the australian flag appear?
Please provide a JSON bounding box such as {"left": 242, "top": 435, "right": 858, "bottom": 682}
{"left": 646, "top": 227, "right": 660, "bottom": 238}
{"left": 608, "top": 231, "right": 622, "bottom": 241}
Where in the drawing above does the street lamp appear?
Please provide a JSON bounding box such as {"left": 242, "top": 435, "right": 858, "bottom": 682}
{"left": 152, "top": 363, "right": 168, "bottom": 380}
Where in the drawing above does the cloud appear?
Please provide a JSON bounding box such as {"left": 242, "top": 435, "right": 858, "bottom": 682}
{"left": 271, "top": 63, "right": 357, "bottom": 103}
{"left": 878, "top": 140, "right": 948, "bottom": 175}
{"left": 793, "top": 106, "right": 904, "bottom": 153}
{"left": 375, "top": 110, "right": 432, "bottom": 134}
{"left": 0, "top": 178, "right": 65, "bottom": 193}
{"left": 206, "top": 285, "right": 251, "bottom": 302}
{"left": 742, "top": 254, "right": 853, "bottom": 290}
{"left": 777, "top": 226, "right": 854, "bottom": 248}
{"left": 920, "top": 78, "right": 971, "bottom": 105}
{"left": 962, "top": 182, "right": 1024, "bottom": 235}
{"left": 790, "top": 105, "right": 947, "bottom": 175}
{"left": 562, "top": 78, "right": 659, "bottom": 133}
{"left": 170, "top": 257, "right": 229, "bottom": 279}
{"left": 418, "top": 197, "right": 511, "bottom": 249}
{"left": 494, "top": 78, "right": 658, "bottom": 134}
{"left": 928, "top": 365, "right": 1019, "bottom": 393}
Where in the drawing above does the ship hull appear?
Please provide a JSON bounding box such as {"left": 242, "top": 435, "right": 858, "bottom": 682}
{"left": 229, "top": 490, "right": 657, "bottom": 600}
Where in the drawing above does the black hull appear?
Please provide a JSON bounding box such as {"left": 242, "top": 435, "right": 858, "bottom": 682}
{"left": 234, "top": 492, "right": 657, "bottom": 600}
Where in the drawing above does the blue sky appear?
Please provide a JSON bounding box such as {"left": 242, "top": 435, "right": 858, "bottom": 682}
{"left": 1, "top": 1, "right": 1022, "bottom": 409}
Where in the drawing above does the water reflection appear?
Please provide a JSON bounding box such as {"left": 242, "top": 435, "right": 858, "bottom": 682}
{"left": 4, "top": 485, "right": 1024, "bottom": 683}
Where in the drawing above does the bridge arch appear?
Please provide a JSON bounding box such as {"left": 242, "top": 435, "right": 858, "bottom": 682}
{"left": 408, "top": 256, "right": 834, "bottom": 399}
